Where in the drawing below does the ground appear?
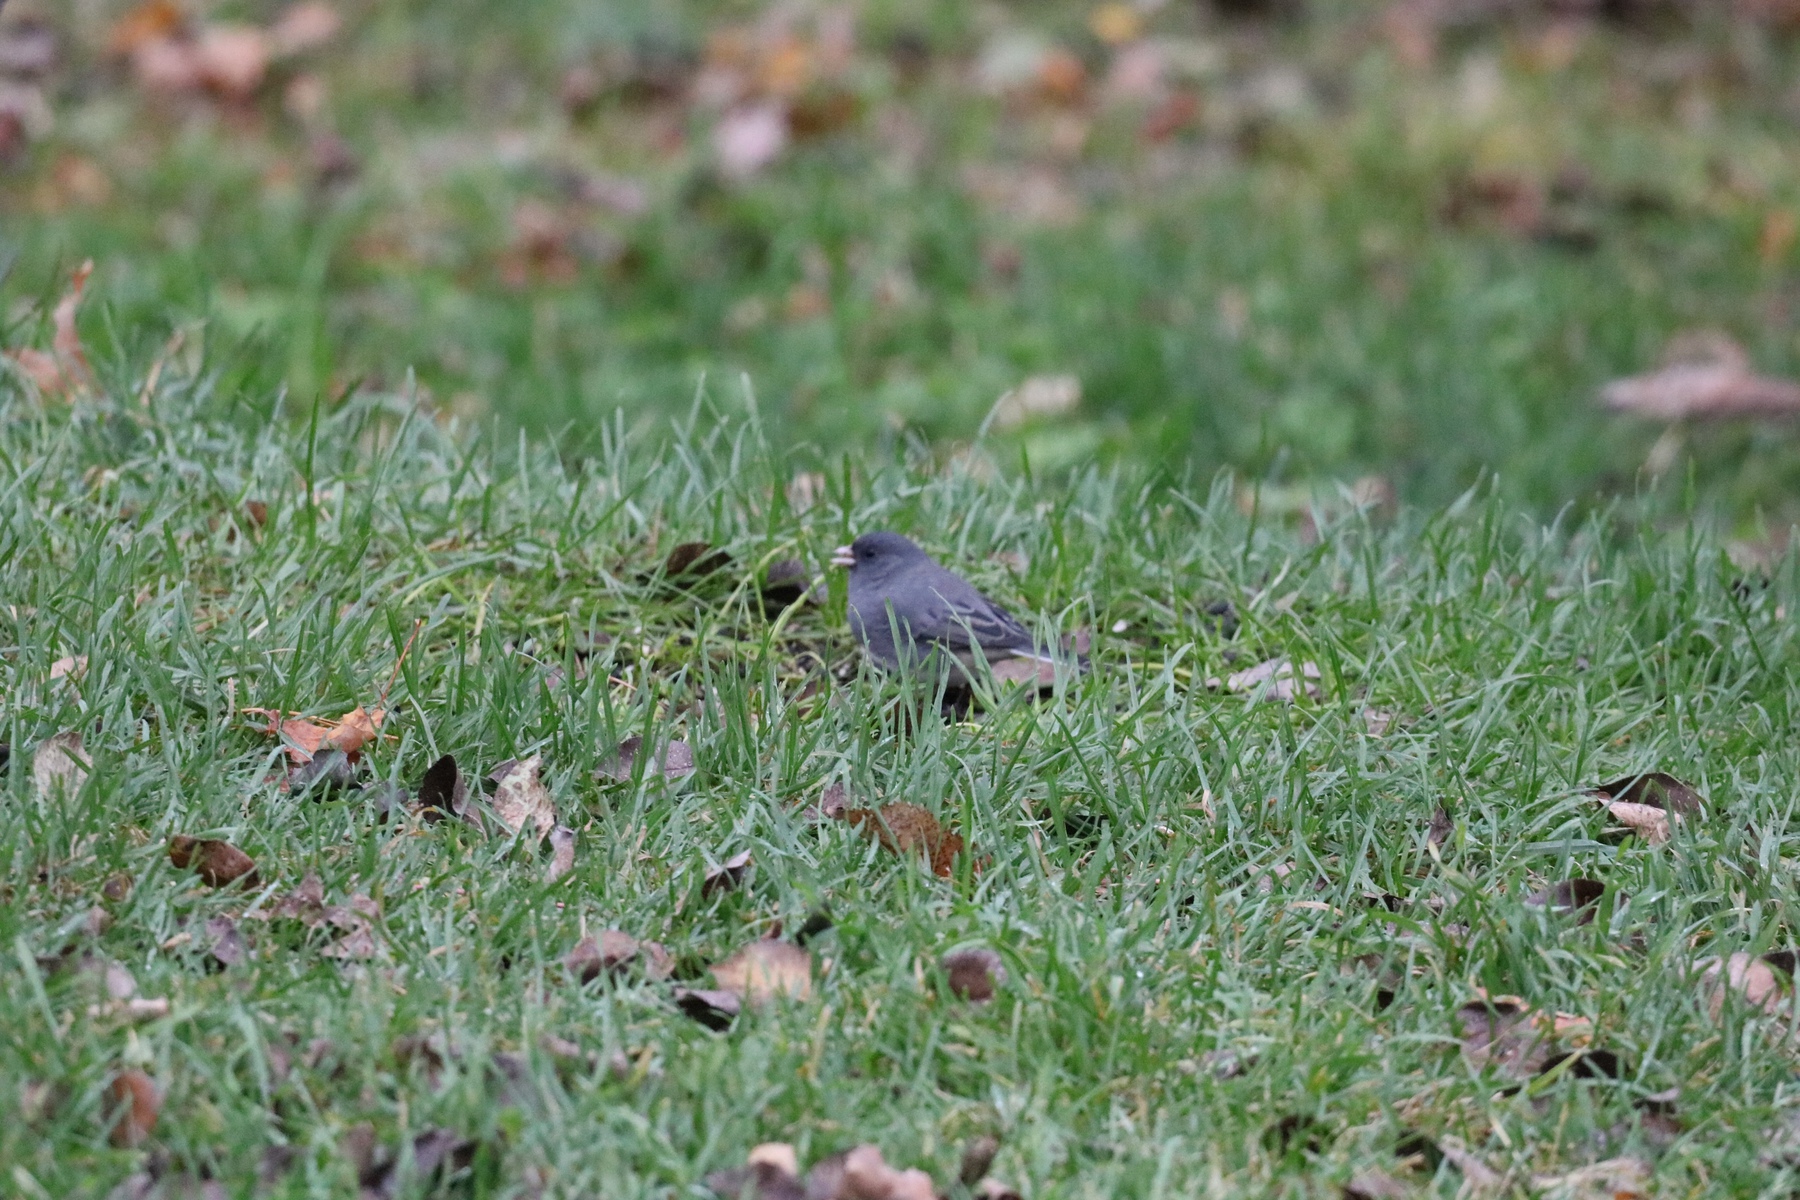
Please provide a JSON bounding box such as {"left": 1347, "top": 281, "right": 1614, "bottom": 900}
{"left": 6, "top": 2, "right": 1800, "bottom": 519}
{"left": 3, "top": 367, "right": 1798, "bottom": 1197}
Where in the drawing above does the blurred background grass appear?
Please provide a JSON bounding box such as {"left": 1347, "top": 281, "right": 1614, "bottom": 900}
{"left": 5, "top": 0, "right": 1800, "bottom": 524}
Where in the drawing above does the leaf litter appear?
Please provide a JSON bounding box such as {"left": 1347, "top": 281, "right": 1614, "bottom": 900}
{"left": 1592, "top": 771, "right": 1705, "bottom": 844}
{"left": 706, "top": 1141, "right": 941, "bottom": 1200}
{"left": 32, "top": 730, "right": 88, "bottom": 799}
{"left": 844, "top": 802, "right": 964, "bottom": 878}
{"left": 168, "top": 835, "right": 259, "bottom": 888}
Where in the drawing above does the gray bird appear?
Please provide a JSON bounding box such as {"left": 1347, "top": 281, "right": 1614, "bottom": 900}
{"left": 832, "top": 531, "right": 1068, "bottom": 684}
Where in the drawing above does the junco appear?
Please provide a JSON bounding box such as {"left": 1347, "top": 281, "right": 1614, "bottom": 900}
{"left": 832, "top": 531, "right": 1076, "bottom": 684}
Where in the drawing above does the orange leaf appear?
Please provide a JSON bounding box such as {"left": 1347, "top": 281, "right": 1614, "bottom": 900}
{"left": 107, "top": 0, "right": 186, "bottom": 57}
{"left": 325, "top": 705, "right": 384, "bottom": 754}
{"left": 7, "top": 260, "right": 93, "bottom": 399}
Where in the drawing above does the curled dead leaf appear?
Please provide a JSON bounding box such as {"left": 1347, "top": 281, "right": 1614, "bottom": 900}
{"left": 490, "top": 753, "right": 556, "bottom": 839}
{"left": 32, "top": 730, "right": 88, "bottom": 799}
{"left": 1207, "top": 657, "right": 1321, "bottom": 702}
{"left": 107, "top": 1069, "right": 160, "bottom": 1148}
{"left": 703, "top": 850, "right": 752, "bottom": 897}
{"left": 674, "top": 987, "right": 741, "bottom": 1030}
{"left": 203, "top": 916, "right": 246, "bottom": 968}
{"left": 1603, "top": 348, "right": 1800, "bottom": 421}
{"left": 565, "top": 929, "right": 654, "bottom": 983}
{"left": 711, "top": 938, "right": 812, "bottom": 1006}
{"left": 1525, "top": 878, "right": 1605, "bottom": 923}
{"left": 1606, "top": 801, "right": 1672, "bottom": 844}
{"left": 7, "top": 260, "right": 93, "bottom": 399}
{"left": 664, "top": 540, "right": 732, "bottom": 578}
{"left": 846, "top": 802, "right": 963, "bottom": 877}
{"left": 941, "top": 947, "right": 1005, "bottom": 1002}
{"left": 1698, "top": 951, "right": 1788, "bottom": 1019}
{"left": 545, "top": 825, "right": 576, "bottom": 884}
{"left": 1594, "top": 772, "right": 1705, "bottom": 816}
{"left": 168, "top": 835, "right": 259, "bottom": 888}
{"left": 602, "top": 735, "right": 695, "bottom": 783}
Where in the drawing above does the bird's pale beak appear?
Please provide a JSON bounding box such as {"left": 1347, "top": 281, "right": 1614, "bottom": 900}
{"left": 830, "top": 545, "right": 856, "bottom": 568}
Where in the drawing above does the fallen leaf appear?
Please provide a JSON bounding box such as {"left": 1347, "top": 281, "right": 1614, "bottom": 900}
{"left": 1531, "top": 1156, "right": 1650, "bottom": 1200}
{"left": 287, "top": 748, "right": 357, "bottom": 795}
{"left": 203, "top": 916, "right": 246, "bottom": 968}
{"left": 1436, "top": 1136, "right": 1503, "bottom": 1194}
{"left": 664, "top": 541, "right": 733, "bottom": 578}
{"left": 107, "top": 0, "right": 186, "bottom": 57}
{"left": 245, "top": 705, "right": 386, "bottom": 764}
{"left": 988, "top": 656, "right": 1058, "bottom": 689}
{"left": 1454, "top": 994, "right": 1551, "bottom": 1079}
{"left": 706, "top": 1153, "right": 806, "bottom": 1200}
{"left": 105, "top": 962, "right": 137, "bottom": 1001}
{"left": 566, "top": 929, "right": 669, "bottom": 982}
{"left": 1698, "top": 951, "right": 1787, "bottom": 1018}
{"left": 1208, "top": 657, "right": 1321, "bottom": 701}
{"left": 416, "top": 753, "right": 474, "bottom": 824}
{"left": 602, "top": 735, "right": 696, "bottom": 782}
{"left": 1525, "top": 878, "right": 1605, "bottom": 923}
{"left": 703, "top": 849, "right": 752, "bottom": 896}
{"left": 711, "top": 938, "right": 812, "bottom": 1006}
{"left": 989, "top": 373, "right": 1082, "bottom": 430}
{"left": 942, "top": 947, "right": 1005, "bottom": 1001}
{"left": 489, "top": 753, "right": 556, "bottom": 839}
{"left": 1606, "top": 801, "right": 1672, "bottom": 844}
{"left": 168, "top": 836, "right": 259, "bottom": 888}
{"left": 1089, "top": 3, "right": 1143, "bottom": 45}
{"left": 270, "top": 871, "right": 326, "bottom": 923}
{"left": 545, "top": 825, "right": 576, "bottom": 883}
{"left": 102, "top": 872, "right": 133, "bottom": 903}
{"left": 49, "top": 654, "right": 87, "bottom": 681}
{"left": 32, "top": 730, "right": 88, "bottom": 799}
{"left": 958, "top": 1136, "right": 1000, "bottom": 1185}
{"left": 8, "top": 259, "right": 94, "bottom": 399}
{"left": 1603, "top": 359, "right": 1800, "bottom": 421}
{"left": 843, "top": 1144, "right": 937, "bottom": 1200}
{"left": 268, "top": 2, "right": 340, "bottom": 57}
{"left": 674, "top": 986, "right": 741, "bottom": 1029}
{"left": 1593, "top": 772, "right": 1705, "bottom": 816}
{"left": 107, "top": 1069, "right": 160, "bottom": 1148}
{"left": 1427, "top": 805, "right": 1453, "bottom": 849}
{"left": 1343, "top": 1169, "right": 1409, "bottom": 1200}
{"left": 715, "top": 102, "right": 789, "bottom": 179}
{"left": 846, "top": 802, "right": 964, "bottom": 877}
{"left": 193, "top": 24, "right": 269, "bottom": 99}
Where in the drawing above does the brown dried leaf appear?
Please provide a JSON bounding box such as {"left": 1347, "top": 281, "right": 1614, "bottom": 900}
{"left": 268, "top": 2, "right": 340, "bottom": 57}
{"left": 712, "top": 938, "right": 812, "bottom": 1006}
{"left": 245, "top": 705, "right": 386, "bottom": 764}
{"left": 1594, "top": 772, "right": 1705, "bottom": 816}
{"left": 8, "top": 260, "right": 93, "bottom": 399}
{"left": 32, "top": 730, "right": 88, "bottom": 799}
{"left": 602, "top": 735, "right": 695, "bottom": 783}
{"left": 1455, "top": 994, "right": 1551, "bottom": 1079}
{"left": 168, "top": 836, "right": 259, "bottom": 888}
{"left": 715, "top": 103, "right": 789, "bottom": 180}
{"left": 1525, "top": 878, "right": 1605, "bottom": 923}
{"left": 416, "top": 753, "right": 475, "bottom": 825}
{"left": 1607, "top": 801, "right": 1672, "bottom": 844}
{"left": 203, "top": 916, "right": 246, "bottom": 968}
{"left": 1698, "top": 952, "right": 1787, "bottom": 1018}
{"left": 942, "top": 947, "right": 1005, "bottom": 1002}
{"left": 1208, "top": 657, "right": 1321, "bottom": 701}
{"left": 1530, "top": 1156, "right": 1650, "bottom": 1200}
{"left": 271, "top": 871, "right": 326, "bottom": 923}
{"left": 842, "top": 1144, "right": 937, "bottom": 1200}
{"left": 1426, "top": 805, "right": 1453, "bottom": 849}
{"left": 664, "top": 541, "right": 732, "bottom": 577}
{"left": 1343, "top": 1169, "right": 1410, "bottom": 1200}
{"left": 489, "top": 753, "right": 556, "bottom": 839}
{"left": 545, "top": 825, "right": 576, "bottom": 884}
{"left": 107, "top": 0, "right": 186, "bottom": 57}
{"left": 1603, "top": 361, "right": 1800, "bottom": 421}
{"left": 107, "top": 1069, "right": 160, "bottom": 1148}
{"left": 958, "top": 1136, "right": 1000, "bottom": 1186}
{"left": 847, "top": 803, "right": 963, "bottom": 877}
{"left": 49, "top": 654, "right": 87, "bottom": 682}
{"left": 565, "top": 929, "right": 643, "bottom": 983}
{"left": 193, "top": 24, "right": 269, "bottom": 99}
{"left": 703, "top": 849, "right": 752, "bottom": 896}
{"left": 674, "top": 986, "right": 741, "bottom": 1030}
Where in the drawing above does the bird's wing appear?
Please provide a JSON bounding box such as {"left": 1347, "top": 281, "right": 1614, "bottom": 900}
{"left": 907, "top": 572, "right": 1042, "bottom": 658}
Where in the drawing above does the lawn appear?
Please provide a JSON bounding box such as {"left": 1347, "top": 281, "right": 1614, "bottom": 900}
{"left": 3, "top": 350, "right": 1799, "bottom": 1198}
{"left": 7, "top": 2, "right": 1800, "bottom": 1197}
{"left": 7, "top": 1, "right": 1800, "bottom": 518}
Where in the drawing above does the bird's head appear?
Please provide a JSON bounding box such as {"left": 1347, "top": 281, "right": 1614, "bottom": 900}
{"left": 831, "top": 531, "right": 928, "bottom": 578}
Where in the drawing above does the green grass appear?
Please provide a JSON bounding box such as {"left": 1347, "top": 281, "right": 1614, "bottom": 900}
{"left": 9, "top": 1, "right": 1800, "bottom": 517}
{"left": 4, "top": 348, "right": 1800, "bottom": 1197}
